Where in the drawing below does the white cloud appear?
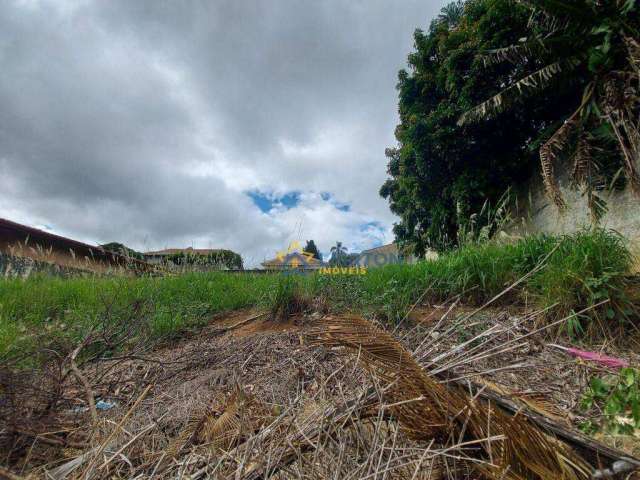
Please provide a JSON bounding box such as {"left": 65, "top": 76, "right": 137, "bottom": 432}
{"left": 0, "top": 0, "right": 446, "bottom": 267}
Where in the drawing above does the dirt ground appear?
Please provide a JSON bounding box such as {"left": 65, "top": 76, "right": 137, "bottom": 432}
{"left": 83, "top": 305, "right": 640, "bottom": 450}
{"left": 5, "top": 304, "right": 640, "bottom": 478}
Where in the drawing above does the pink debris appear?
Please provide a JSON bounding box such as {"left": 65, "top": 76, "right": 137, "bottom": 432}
{"left": 547, "top": 344, "right": 630, "bottom": 369}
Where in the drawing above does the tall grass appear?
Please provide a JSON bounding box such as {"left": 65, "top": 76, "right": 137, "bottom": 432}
{"left": 0, "top": 272, "right": 280, "bottom": 361}
{"left": 312, "top": 229, "right": 636, "bottom": 331}
{"left": 0, "top": 228, "right": 636, "bottom": 364}
{"left": 527, "top": 229, "right": 636, "bottom": 336}
{"left": 267, "top": 275, "right": 312, "bottom": 321}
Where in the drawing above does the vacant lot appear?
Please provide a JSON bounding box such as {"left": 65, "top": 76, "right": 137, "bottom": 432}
{"left": 1, "top": 229, "right": 639, "bottom": 479}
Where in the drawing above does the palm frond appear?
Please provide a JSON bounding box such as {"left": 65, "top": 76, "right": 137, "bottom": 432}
{"left": 539, "top": 117, "right": 580, "bottom": 208}
{"left": 198, "top": 390, "right": 244, "bottom": 452}
{"left": 587, "top": 191, "right": 608, "bottom": 223}
{"left": 626, "top": 36, "right": 640, "bottom": 74}
{"left": 164, "top": 387, "right": 269, "bottom": 461}
{"left": 602, "top": 76, "right": 640, "bottom": 193}
{"left": 539, "top": 82, "right": 596, "bottom": 207}
{"left": 458, "top": 59, "right": 580, "bottom": 125}
{"left": 479, "top": 43, "right": 536, "bottom": 67}
{"left": 518, "top": 0, "right": 595, "bottom": 24}
{"left": 571, "top": 135, "right": 592, "bottom": 187}
{"left": 308, "top": 315, "right": 592, "bottom": 480}
{"left": 478, "top": 32, "right": 570, "bottom": 68}
{"left": 570, "top": 133, "right": 611, "bottom": 222}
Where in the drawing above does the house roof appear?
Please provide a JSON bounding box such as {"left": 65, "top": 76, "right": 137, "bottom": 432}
{"left": 1, "top": 217, "right": 104, "bottom": 253}
{"left": 358, "top": 243, "right": 400, "bottom": 256}
{"left": 144, "top": 248, "right": 223, "bottom": 256}
{"left": 0, "top": 217, "right": 151, "bottom": 268}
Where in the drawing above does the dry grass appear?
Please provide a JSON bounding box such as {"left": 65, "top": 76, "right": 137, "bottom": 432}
{"left": 4, "top": 304, "right": 638, "bottom": 480}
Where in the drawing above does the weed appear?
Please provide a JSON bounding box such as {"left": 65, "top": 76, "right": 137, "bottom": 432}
{"left": 580, "top": 368, "right": 640, "bottom": 435}
{"left": 268, "top": 275, "right": 311, "bottom": 322}
{"left": 528, "top": 229, "right": 636, "bottom": 336}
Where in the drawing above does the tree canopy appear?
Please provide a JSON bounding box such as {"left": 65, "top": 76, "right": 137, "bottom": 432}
{"left": 329, "top": 241, "right": 350, "bottom": 266}
{"left": 100, "top": 242, "right": 144, "bottom": 260}
{"left": 381, "top": 0, "right": 637, "bottom": 254}
{"left": 166, "top": 250, "right": 243, "bottom": 270}
{"left": 303, "top": 240, "right": 322, "bottom": 260}
{"left": 461, "top": 0, "right": 640, "bottom": 216}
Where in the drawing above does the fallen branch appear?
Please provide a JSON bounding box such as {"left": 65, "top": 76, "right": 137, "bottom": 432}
{"left": 69, "top": 343, "right": 98, "bottom": 426}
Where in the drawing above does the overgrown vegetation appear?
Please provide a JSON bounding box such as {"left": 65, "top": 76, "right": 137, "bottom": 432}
{"left": 580, "top": 368, "right": 640, "bottom": 435}
{"left": 0, "top": 272, "right": 277, "bottom": 364}
{"left": 315, "top": 229, "right": 636, "bottom": 334}
{"left": 166, "top": 249, "right": 243, "bottom": 270}
{"left": 268, "top": 275, "right": 312, "bottom": 322}
{"left": 382, "top": 0, "right": 639, "bottom": 253}
{"left": 461, "top": 0, "right": 640, "bottom": 213}
{"left": 1, "top": 229, "right": 636, "bottom": 366}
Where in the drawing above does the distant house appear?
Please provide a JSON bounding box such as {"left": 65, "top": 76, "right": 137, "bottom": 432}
{"left": 143, "top": 247, "right": 243, "bottom": 270}
{"left": 354, "top": 243, "right": 426, "bottom": 269}
{"left": 261, "top": 252, "right": 324, "bottom": 271}
{"left": 0, "top": 217, "right": 152, "bottom": 275}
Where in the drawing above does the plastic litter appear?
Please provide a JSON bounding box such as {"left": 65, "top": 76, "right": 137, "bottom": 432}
{"left": 548, "top": 344, "right": 629, "bottom": 369}
{"left": 95, "top": 400, "right": 116, "bottom": 410}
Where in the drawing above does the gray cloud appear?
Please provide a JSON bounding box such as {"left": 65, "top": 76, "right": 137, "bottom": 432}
{"left": 0, "top": 0, "right": 445, "bottom": 264}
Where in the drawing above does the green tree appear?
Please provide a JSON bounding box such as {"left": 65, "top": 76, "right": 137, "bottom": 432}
{"left": 381, "top": 0, "right": 579, "bottom": 254}
{"left": 329, "top": 241, "right": 348, "bottom": 266}
{"left": 303, "top": 240, "right": 322, "bottom": 261}
{"left": 100, "top": 242, "right": 143, "bottom": 260}
{"left": 460, "top": 0, "right": 640, "bottom": 216}
{"left": 166, "top": 250, "right": 243, "bottom": 270}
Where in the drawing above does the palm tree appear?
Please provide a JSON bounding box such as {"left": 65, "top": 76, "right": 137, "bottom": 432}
{"left": 330, "top": 241, "right": 348, "bottom": 266}
{"left": 459, "top": 0, "right": 640, "bottom": 217}
{"left": 437, "top": 0, "right": 465, "bottom": 28}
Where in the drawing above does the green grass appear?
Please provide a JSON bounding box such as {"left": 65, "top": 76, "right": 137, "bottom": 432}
{"left": 0, "top": 272, "right": 281, "bottom": 363}
{"left": 267, "top": 274, "right": 313, "bottom": 321}
{"left": 0, "top": 229, "right": 636, "bottom": 365}
{"left": 311, "top": 229, "right": 636, "bottom": 331}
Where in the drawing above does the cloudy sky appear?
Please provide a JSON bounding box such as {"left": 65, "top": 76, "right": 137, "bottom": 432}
{"left": 0, "top": 0, "right": 446, "bottom": 265}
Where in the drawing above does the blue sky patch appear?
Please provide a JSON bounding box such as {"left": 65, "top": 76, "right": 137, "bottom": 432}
{"left": 359, "top": 221, "right": 384, "bottom": 233}
{"left": 320, "top": 191, "right": 351, "bottom": 212}
{"left": 247, "top": 190, "right": 301, "bottom": 213}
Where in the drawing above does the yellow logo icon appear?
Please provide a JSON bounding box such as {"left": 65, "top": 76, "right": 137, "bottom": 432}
{"left": 275, "top": 241, "right": 314, "bottom": 266}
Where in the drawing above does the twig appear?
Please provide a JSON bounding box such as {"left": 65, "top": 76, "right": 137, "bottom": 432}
{"left": 69, "top": 335, "right": 98, "bottom": 426}
{"left": 81, "top": 384, "right": 152, "bottom": 479}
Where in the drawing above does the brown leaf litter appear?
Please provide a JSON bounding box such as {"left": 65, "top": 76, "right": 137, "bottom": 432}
{"left": 2, "top": 305, "right": 640, "bottom": 479}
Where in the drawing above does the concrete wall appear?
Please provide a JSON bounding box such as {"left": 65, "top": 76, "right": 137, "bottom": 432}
{"left": 0, "top": 253, "right": 92, "bottom": 279}
{"left": 507, "top": 168, "right": 640, "bottom": 263}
